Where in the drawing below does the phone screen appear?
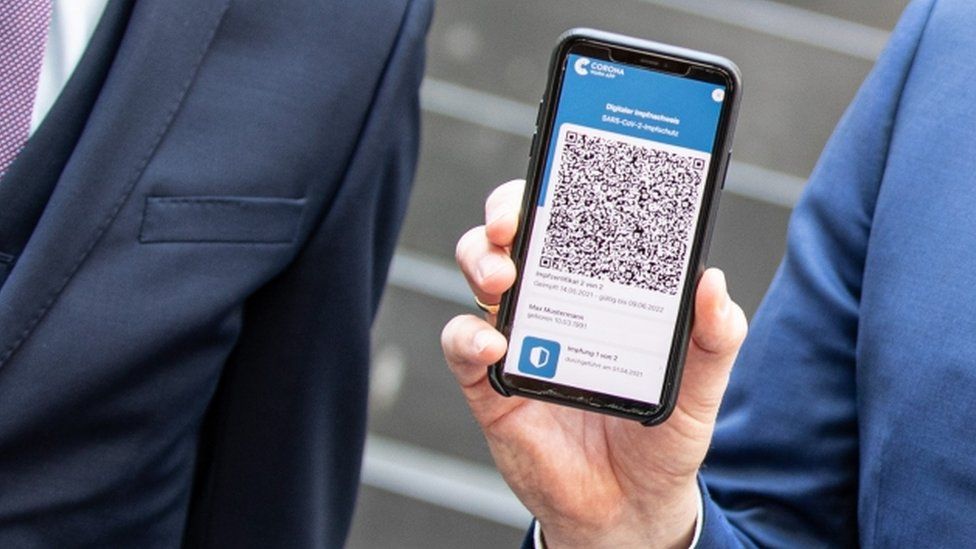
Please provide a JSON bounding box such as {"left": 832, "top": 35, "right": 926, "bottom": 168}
{"left": 502, "top": 53, "right": 727, "bottom": 406}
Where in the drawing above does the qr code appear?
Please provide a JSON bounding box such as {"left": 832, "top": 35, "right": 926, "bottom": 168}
{"left": 539, "top": 130, "right": 706, "bottom": 295}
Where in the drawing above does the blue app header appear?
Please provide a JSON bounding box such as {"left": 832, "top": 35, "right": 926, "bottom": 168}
{"left": 551, "top": 54, "right": 724, "bottom": 154}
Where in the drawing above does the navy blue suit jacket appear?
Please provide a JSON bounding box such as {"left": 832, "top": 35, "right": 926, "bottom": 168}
{"left": 698, "top": 0, "right": 976, "bottom": 545}
{"left": 0, "top": 0, "right": 431, "bottom": 546}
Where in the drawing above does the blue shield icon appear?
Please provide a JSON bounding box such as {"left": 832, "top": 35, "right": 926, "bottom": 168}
{"left": 518, "top": 336, "right": 560, "bottom": 379}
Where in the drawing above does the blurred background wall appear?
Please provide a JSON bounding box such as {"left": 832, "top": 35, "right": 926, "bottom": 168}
{"left": 348, "top": 1, "right": 908, "bottom": 547}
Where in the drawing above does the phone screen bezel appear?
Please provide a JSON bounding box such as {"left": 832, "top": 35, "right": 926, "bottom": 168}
{"left": 491, "top": 32, "right": 740, "bottom": 424}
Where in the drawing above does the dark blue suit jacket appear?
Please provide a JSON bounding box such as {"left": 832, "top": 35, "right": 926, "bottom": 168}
{"left": 699, "top": 0, "right": 976, "bottom": 545}
{"left": 0, "top": 0, "right": 431, "bottom": 546}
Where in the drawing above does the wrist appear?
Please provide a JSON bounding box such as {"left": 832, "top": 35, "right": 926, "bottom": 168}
{"left": 539, "top": 476, "right": 700, "bottom": 549}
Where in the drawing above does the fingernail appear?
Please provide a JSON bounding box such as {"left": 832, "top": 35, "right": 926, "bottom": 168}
{"left": 473, "top": 330, "right": 494, "bottom": 354}
{"left": 478, "top": 254, "right": 506, "bottom": 281}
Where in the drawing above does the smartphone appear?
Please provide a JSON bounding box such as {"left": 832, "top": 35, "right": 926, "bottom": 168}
{"left": 488, "top": 29, "right": 741, "bottom": 425}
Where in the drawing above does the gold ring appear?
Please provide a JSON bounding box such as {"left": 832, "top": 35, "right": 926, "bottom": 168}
{"left": 474, "top": 295, "right": 500, "bottom": 315}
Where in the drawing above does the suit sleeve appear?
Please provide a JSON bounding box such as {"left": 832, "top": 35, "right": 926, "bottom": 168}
{"left": 181, "top": 1, "right": 433, "bottom": 547}
{"left": 696, "top": 1, "right": 935, "bottom": 546}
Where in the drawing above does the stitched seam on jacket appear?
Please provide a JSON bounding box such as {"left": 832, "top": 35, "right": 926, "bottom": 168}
{"left": 194, "top": 0, "right": 427, "bottom": 546}
{"left": 137, "top": 196, "right": 305, "bottom": 244}
{"left": 0, "top": 1, "right": 233, "bottom": 366}
{"left": 864, "top": 0, "right": 939, "bottom": 546}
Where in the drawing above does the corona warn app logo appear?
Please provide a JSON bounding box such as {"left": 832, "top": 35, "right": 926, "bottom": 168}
{"left": 574, "top": 57, "right": 590, "bottom": 76}
{"left": 573, "top": 57, "right": 624, "bottom": 79}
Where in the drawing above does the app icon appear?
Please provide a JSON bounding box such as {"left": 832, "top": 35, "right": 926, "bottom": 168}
{"left": 518, "top": 336, "right": 561, "bottom": 379}
{"left": 574, "top": 57, "right": 590, "bottom": 76}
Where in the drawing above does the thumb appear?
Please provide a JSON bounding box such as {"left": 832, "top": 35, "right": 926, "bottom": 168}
{"left": 677, "top": 268, "right": 748, "bottom": 424}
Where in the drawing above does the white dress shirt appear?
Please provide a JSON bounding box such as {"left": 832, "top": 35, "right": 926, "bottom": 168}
{"left": 29, "top": 0, "right": 109, "bottom": 135}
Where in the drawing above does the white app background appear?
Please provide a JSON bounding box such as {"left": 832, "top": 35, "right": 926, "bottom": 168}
{"left": 504, "top": 123, "right": 711, "bottom": 405}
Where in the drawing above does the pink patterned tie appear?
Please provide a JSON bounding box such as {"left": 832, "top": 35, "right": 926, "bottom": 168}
{"left": 0, "top": 0, "right": 53, "bottom": 178}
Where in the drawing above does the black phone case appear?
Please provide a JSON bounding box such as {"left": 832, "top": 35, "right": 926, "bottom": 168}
{"left": 488, "top": 28, "right": 742, "bottom": 425}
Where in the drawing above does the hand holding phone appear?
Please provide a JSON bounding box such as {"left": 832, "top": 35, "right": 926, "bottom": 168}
{"left": 442, "top": 29, "right": 748, "bottom": 546}
{"left": 444, "top": 179, "right": 748, "bottom": 547}
{"left": 491, "top": 29, "right": 741, "bottom": 424}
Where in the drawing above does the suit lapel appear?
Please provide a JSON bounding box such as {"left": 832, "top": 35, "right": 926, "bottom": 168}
{"left": 0, "top": 0, "right": 231, "bottom": 367}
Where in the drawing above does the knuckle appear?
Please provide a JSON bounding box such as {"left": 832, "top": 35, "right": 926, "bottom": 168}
{"left": 440, "top": 317, "right": 459, "bottom": 353}
{"left": 503, "top": 178, "right": 526, "bottom": 194}
{"left": 674, "top": 398, "right": 720, "bottom": 439}
{"left": 441, "top": 315, "right": 469, "bottom": 357}
{"left": 486, "top": 179, "right": 525, "bottom": 213}
{"left": 455, "top": 226, "right": 485, "bottom": 264}
{"left": 733, "top": 314, "right": 748, "bottom": 346}
{"left": 725, "top": 304, "right": 749, "bottom": 348}
{"left": 484, "top": 186, "right": 508, "bottom": 212}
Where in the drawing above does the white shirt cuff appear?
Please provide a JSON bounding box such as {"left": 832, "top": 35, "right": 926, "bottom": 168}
{"left": 533, "top": 518, "right": 545, "bottom": 548}
{"left": 532, "top": 482, "right": 703, "bottom": 548}
{"left": 689, "top": 479, "right": 703, "bottom": 547}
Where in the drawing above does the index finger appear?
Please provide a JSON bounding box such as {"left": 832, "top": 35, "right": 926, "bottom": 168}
{"left": 484, "top": 179, "right": 525, "bottom": 248}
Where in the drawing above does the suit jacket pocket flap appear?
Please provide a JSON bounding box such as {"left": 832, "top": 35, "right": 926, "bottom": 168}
{"left": 140, "top": 196, "right": 306, "bottom": 244}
